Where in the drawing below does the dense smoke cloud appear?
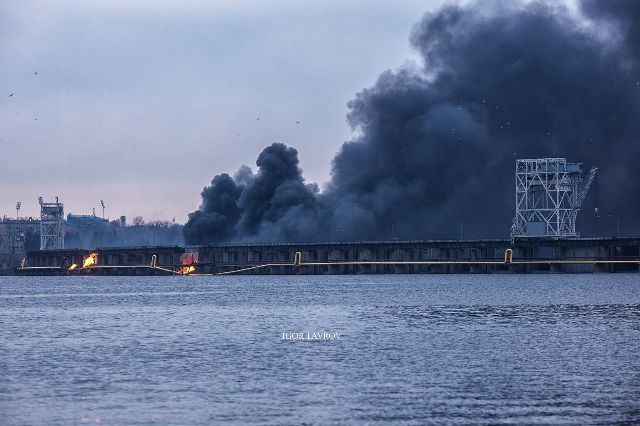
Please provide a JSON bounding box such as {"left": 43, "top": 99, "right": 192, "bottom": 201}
{"left": 185, "top": 143, "right": 321, "bottom": 243}
{"left": 582, "top": 0, "right": 640, "bottom": 62}
{"left": 183, "top": 174, "right": 243, "bottom": 244}
{"left": 185, "top": 0, "right": 640, "bottom": 244}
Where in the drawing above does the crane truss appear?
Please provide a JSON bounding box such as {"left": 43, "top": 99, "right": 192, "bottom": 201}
{"left": 40, "top": 197, "right": 65, "bottom": 250}
{"left": 512, "top": 158, "right": 595, "bottom": 239}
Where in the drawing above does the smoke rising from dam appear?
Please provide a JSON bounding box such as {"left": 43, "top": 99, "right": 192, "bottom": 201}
{"left": 185, "top": 0, "right": 640, "bottom": 244}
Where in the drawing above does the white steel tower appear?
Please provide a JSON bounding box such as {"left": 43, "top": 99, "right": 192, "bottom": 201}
{"left": 39, "top": 196, "right": 65, "bottom": 250}
{"left": 512, "top": 158, "right": 597, "bottom": 239}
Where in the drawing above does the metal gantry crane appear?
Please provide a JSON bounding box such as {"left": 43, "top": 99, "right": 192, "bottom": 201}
{"left": 512, "top": 158, "right": 597, "bottom": 239}
{"left": 39, "top": 196, "right": 65, "bottom": 250}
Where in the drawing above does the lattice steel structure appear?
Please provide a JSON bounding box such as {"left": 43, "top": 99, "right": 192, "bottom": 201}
{"left": 39, "top": 196, "right": 65, "bottom": 250}
{"left": 512, "top": 158, "right": 597, "bottom": 239}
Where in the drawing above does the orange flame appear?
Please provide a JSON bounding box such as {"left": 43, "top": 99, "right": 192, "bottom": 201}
{"left": 69, "top": 263, "right": 78, "bottom": 270}
{"left": 178, "top": 252, "right": 198, "bottom": 275}
{"left": 82, "top": 253, "right": 98, "bottom": 268}
{"left": 179, "top": 265, "right": 196, "bottom": 275}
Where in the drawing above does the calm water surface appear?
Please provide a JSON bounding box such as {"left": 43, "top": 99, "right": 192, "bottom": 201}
{"left": 1, "top": 274, "right": 639, "bottom": 425}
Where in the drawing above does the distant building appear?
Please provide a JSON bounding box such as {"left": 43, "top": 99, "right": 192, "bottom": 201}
{"left": 65, "top": 213, "right": 111, "bottom": 249}
{"left": 0, "top": 216, "right": 40, "bottom": 270}
{"left": 66, "top": 213, "right": 110, "bottom": 227}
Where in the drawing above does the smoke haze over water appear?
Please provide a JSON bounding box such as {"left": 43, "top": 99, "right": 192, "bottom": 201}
{"left": 185, "top": 0, "right": 640, "bottom": 244}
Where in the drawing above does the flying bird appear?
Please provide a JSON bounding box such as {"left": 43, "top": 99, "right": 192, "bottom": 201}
{"left": 256, "top": 117, "right": 261, "bottom": 121}
{"left": 34, "top": 71, "right": 38, "bottom": 75}
{"left": 8, "top": 93, "right": 14, "bottom": 97}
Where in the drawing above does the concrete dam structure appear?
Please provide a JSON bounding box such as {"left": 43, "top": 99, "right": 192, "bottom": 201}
{"left": 17, "top": 237, "right": 640, "bottom": 275}
{"left": 13, "top": 157, "right": 632, "bottom": 276}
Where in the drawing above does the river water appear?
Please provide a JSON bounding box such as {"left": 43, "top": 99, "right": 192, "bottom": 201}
{"left": 1, "top": 274, "right": 639, "bottom": 424}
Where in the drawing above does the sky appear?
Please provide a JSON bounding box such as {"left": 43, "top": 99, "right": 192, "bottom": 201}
{"left": 0, "top": 0, "right": 464, "bottom": 222}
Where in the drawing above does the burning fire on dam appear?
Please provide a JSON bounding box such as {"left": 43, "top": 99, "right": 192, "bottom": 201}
{"left": 179, "top": 252, "right": 198, "bottom": 275}
{"left": 82, "top": 253, "right": 98, "bottom": 268}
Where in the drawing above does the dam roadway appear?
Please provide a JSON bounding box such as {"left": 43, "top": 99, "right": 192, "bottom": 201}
{"left": 16, "top": 237, "right": 640, "bottom": 275}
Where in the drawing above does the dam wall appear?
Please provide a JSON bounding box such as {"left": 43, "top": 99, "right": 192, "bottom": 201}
{"left": 20, "top": 246, "right": 184, "bottom": 275}
{"left": 16, "top": 237, "right": 640, "bottom": 275}
{"left": 198, "top": 238, "right": 640, "bottom": 274}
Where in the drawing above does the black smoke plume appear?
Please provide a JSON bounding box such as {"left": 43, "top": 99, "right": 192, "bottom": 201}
{"left": 185, "top": 143, "right": 320, "bottom": 243}
{"left": 183, "top": 173, "right": 243, "bottom": 244}
{"left": 185, "top": 0, "right": 640, "bottom": 244}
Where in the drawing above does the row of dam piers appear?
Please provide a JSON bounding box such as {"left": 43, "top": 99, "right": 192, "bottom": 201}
{"left": 14, "top": 237, "right": 640, "bottom": 275}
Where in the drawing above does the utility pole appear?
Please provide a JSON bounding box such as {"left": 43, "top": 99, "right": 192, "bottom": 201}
{"left": 459, "top": 223, "right": 463, "bottom": 240}
{"left": 617, "top": 219, "right": 620, "bottom": 238}
{"left": 594, "top": 173, "right": 599, "bottom": 236}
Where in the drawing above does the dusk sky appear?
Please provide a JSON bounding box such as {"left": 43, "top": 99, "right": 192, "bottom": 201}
{"left": 0, "top": 0, "right": 470, "bottom": 222}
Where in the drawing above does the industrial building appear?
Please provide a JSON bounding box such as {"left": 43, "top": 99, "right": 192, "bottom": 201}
{"left": 0, "top": 216, "right": 40, "bottom": 271}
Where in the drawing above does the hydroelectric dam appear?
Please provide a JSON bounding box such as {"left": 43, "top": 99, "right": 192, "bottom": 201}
{"left": 16, "top": 237, "right": 640, "bottom": 275}
{"left": 9, "top": 158, "right": 640, "bottom": 276}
